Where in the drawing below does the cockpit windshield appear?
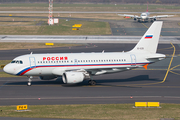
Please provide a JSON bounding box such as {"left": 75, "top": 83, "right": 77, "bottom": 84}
{"left": 141, "top": 14, "right": 146, "bottom": 16}
{"left": 11, "top": 60, "right": 23, "bottom": 64}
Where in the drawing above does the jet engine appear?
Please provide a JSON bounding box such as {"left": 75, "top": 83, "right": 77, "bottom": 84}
{"left": 62, "top": 72, "right": 84, "bottom": 84}
{"left": 134, "top": 18, "right": 137, "bottom": 20}
{"left": 154, "top": 18, "right": 156, "bottom": 21}
{"left": 39, "top": 75, "right": 57, "bottom": 80}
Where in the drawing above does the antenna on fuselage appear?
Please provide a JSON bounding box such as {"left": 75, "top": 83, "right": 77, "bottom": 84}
{"left": 30, "top": 52, "right": 33, "bottom": 55}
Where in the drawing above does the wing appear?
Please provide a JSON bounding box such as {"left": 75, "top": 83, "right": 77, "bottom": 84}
{"left": 149, "top": 15, "right": 174, "bottom": 19}
{"left": 118, "top": 14, "right": 139, "bottom": 18}
{"left": 52, "top": 65, "right": 136, "bottom": 76}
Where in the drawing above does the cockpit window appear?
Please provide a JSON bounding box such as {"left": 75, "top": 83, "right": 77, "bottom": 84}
{"left": 20, "top": 61, "right": 23, "bottom": 64}
{"left": 11, "top": 60, "right": 16, "bottom": 63}
{"left": 11, "top": 60, "right": 23, "bottom": 64}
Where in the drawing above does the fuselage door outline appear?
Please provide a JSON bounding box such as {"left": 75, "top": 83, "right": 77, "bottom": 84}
{"left": 29, "top": 57, "right": 36, "bottom": 68}
{"left": 130, "top": 54, "right": 136, "bottom": 66}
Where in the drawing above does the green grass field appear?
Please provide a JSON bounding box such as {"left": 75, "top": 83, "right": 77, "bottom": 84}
{"left": 0, "top": 104, "right": 180, "bottom": 119}
{"left": 0, "top": 43, "right": 83, "bottom": 50}
{"left": 0, "top": 19, "right": 111, "bottom": 35}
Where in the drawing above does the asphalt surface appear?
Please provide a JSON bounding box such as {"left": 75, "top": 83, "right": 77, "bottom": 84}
{"left": 0, "top": 43, "right": 180, "bottom": 106}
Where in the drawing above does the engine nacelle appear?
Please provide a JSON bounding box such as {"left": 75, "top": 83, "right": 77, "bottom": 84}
{"left": 154, "top": 18, "right": 156, "bottom": 21}
{"left": 39, "top": 75, "right": 56, "bottom": 80}
{"left": 134, "top": 18, "right": 137, "bottom": 20}
{"left": 62, "top": 72, "right": 84, "bottom": 84}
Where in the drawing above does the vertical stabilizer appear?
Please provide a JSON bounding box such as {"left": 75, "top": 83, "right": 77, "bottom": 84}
{"left": 146, "top": 2, "right": 148, "bottom": 12}
{"left": 130, "top": 21, "right": 163, "bottom": 54}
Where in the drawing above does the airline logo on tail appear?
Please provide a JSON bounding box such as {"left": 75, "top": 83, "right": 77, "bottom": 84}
{"left": 145, "top": 34, "right": 153, "bottom": 39}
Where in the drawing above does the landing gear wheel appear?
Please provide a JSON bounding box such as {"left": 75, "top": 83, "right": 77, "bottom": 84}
{"left": 88, "top": 80, "right": 96, "bottom": 86}
{"left": 27, "top": 76, "right": 33, "bottom": 86}
{"left": 27, "top": 82, "right": 31, "bottom": 86}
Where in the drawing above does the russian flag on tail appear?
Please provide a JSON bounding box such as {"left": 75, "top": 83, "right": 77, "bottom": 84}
{"left": 145, "top": 34, "right": 153, "bottom": 39}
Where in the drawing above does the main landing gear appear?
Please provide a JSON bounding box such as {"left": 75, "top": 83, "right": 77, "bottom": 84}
{"left": 27, "top": 76, "right": 33, "bottom": 86}
{"left": 87, "top": 75, "right": 96, "bottom": 86}
{"left": 88, "top": 80, "right": 96, "bottom": 86}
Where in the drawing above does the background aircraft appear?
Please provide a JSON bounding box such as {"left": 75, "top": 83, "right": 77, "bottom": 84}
{"left": 3, "top": 21, "right": 165, "bottom": 86}
{"left": 118, "top": 3, "right": 174, "bottom": 22}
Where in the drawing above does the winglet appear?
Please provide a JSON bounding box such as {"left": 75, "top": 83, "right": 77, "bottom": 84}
{"left": 143, "top": 64, "right": 149, "bottom": 70}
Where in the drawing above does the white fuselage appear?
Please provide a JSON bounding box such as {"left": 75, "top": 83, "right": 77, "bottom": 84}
{"left": 140, "top": 12, "right": 150, "bottom": 20}
{"left": 3, "top": 21, "right": 166, "bottom": 85}
{"left": 3, "top": 52, "right": 153, "bottom": 77}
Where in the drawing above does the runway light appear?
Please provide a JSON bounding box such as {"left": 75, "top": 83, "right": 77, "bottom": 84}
{"left": 38, "top": 98, "right": 41, "bottom": 100}
{"left": 130, "top": 96, "right": 133, "bottom": 99}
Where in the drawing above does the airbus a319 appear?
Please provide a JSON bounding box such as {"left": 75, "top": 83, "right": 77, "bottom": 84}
{"left": 3, "top": 21, "right": 165, "bottom": 86}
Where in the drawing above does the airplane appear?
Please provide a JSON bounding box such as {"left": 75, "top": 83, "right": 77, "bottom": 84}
{"left": 118, "top": 3, "right": 174, "bottom": 22}
{"left": 3, "top": 21, "right": 166, "bottom": 86}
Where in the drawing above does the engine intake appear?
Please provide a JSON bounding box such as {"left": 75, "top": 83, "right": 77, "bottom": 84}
{"left": 62, "top": 72, "right": 84, "bottom": 84}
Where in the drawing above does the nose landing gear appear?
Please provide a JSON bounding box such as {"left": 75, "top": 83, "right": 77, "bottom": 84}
{"left": 27, "top": 76, "right": 33, "bottom": 86}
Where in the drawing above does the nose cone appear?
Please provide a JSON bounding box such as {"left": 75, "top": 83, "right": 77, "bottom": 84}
{"left": 3, "top": 64, "right": 15, "bottom": 75}
{"left": 142, "top": 16, "right": 146, "bottom": 19}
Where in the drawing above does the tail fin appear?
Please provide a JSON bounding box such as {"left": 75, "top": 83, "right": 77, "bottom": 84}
{"left": 130, "top": 21, "right": 163, "bottom": 54}
{"left": 146, "top": 2, "right": 148, "bottom": 12}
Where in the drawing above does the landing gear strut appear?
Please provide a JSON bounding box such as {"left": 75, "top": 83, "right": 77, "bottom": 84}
{"left": 27, "top": 76, "right": 33, "bottom": 86}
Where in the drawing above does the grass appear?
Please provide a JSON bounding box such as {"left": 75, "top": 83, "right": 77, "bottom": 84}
{"left": 0, "top": 104, "right": 180, "bottom": 119}
{"left": 0, "top": 42, "right": 82, "bottom": 50}
{"left": 0, "top": 60, "right": 11, "bottom": 65}
{"left": 0, "top": 19, "right": 111, "bottom": 35}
